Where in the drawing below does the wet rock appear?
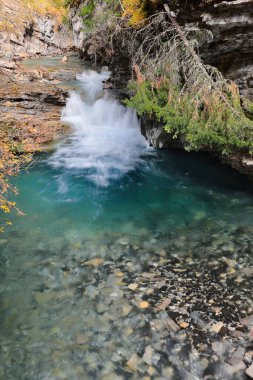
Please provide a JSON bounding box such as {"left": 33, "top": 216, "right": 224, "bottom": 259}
{"left": 152, "top": 316, "right": 180, "bottom": 333}
{"left": 121, "top": 304, "right": 132, "bottom": 317}
{"left": 139, "top": 301, "right": 150, "bottom": 309}
{"left": 228, "top": 347, "right": 245, "bottom": 366}
{"left": 34, "top": 291, "right": 53, "bottom": 305}
{"left": 126, "top": 353, "right": 140, "bottom": 372}
{"left": 128, "top": 283, "right": 138, "bottom": 291}
{"left": 155, "top": 298, "right": 171, "bottom": 312}
{"left": 142, "top": 345, "right": 154, "bottom": 366}
{"left": 83, "top": 258, "right": 104, "bottom": 267}
{"left": 179, "top": 321, "right": 190, "bottom": 329}
{"left": 212, "top": 341, "right": 229, "bottom": 356}
{"left": 75, "top": 333, "right": 88, "bottom": 345}
{"left": 115, "top": 271, "right": 124, "bottom": 278}
{"left": 230, "top": 361, "right": 246, "bottom": 374}
{"left": 85, "top": 285, "right": 99, "bottom": 299}
{"left": 210, "top": 322, "right": 224, "bottom": 334}
{"left": 245, "top": 351, "right": 253, "bottom": 365}
{"left": 117, "top": 238, "right": 129, "bottom": 246}
{"left": 241, "top": 315, "right": 253, "bottom": 330}
{"left": 246, "top": 364, "right": 253, "bottom": 379}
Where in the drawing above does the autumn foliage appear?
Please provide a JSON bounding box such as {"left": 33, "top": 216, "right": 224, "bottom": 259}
{"left": 122, "top": 0, "right": 146, "bottom": 25}
{"left": 122, "top": 0, "right": 162, "bottom": 25}
{"left": 22, "top": 0, "right": 67, "bottom": 20}
{"left": 0, "top": 125, "right": 33, "bottom": 231}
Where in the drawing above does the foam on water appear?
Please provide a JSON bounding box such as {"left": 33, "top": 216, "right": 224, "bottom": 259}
{"left": 49, "top": 70, "right": 147, "bottom": 187}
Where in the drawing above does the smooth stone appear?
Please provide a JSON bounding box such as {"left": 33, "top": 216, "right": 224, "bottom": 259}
{"left": 84, "top": 258, "right": 104, "bottom": 267}
{"left": 211, "top": 341, "right": 228, "bottom": 356}
{"left": 76, "top": 333, "right": 89, "bottom": 345}
{"left": 240, "top": 314, "right": 253, "bottom": 329}
{"left": 246, "top": 364, "right": 253, "bottom": 379}
{"left": 228, "top": 347, "right": 245, "bottom": 366}
{"left": 126, "top": 353, "right": 140, "bottom": 372}
{"left": 128, "top": 283, "right": 138, "bottom": 291}
{"left": 138, "top": 301, "right": 150, "bottom": 309}
{"left": 179, "top": 321, "right": 190, "bottom": 329}
{"left": 34, "top": 291, "right": 53, "bottom": 305}
{"left": 121, "top": 304, "right": 133, "bottom": 316}
{"left": 210, "top": 321, "right": 224, "bottom": 333}
{"left": 143, "top": 345, "right": 154, "bottom": 366}
{"left": 117, "top": 239, "right": 129, "bottom": 246}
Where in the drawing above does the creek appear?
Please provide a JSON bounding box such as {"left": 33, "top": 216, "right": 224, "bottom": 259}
{"left": 0, "top": 65, "right": 253, "bottom": 380}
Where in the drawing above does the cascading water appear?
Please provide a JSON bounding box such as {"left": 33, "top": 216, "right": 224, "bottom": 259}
{"left": 49, "top": 70, "right": 147, "bottom": 187}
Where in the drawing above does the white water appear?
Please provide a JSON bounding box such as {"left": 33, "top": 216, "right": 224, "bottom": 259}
{"left": 49, "top": 70, "right": 147, "bottom": 187}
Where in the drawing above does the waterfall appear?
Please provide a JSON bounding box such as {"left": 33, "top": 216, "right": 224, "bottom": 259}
{"left": 48, "top": 70, "right": 147, "bottom": 187}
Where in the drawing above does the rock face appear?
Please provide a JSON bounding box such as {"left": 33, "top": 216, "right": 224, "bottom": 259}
{"left": 69, "top": 6, "right": 87, "bottom": 52}
{"left": 0, "top": 80, "right": 69, "bottom": 152}
{"left": 0, "top": 62, "right": 84, "bottom": 152}
{"left": 69, "top": 0, "right": 253, "bottom": 98}
{"left": 69, "top": 2, "right": 132, "bottom": 88}
{"left": 140, "top": 116, "right": 185, "bottom": 150}
{"left": 0, "top": 0, "right": 74, "bottom": 59}
{"left": 174, "top": 0, "right": 253, "bottom": 100}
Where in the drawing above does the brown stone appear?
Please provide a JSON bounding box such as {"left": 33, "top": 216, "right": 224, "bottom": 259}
{"left": 128, "top": 283, "right": 138, "bottom": 291}
{"left": 75, "top": 334, "right": 88, "bottom": 345}
{"left": 126, "top": 353, "right": 139, "bottom": 372}
{"left": 241, "top": 315, "right": 253, "bottom": 329}
{"left": 155, "top": 297, "right": 171, "bottom": 312}
{"left": 139, "top": 301, "right": 150, "bottom": 309}
{"left": 84, "top": 258, "right": 104, "bottom": 267}
{"left": 179, "top": 321, "right": 190, "bottom": 329}
{"left": 210, "top": 321, "right": 224, "bottom": 333}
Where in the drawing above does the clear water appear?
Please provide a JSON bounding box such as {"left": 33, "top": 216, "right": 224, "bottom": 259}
{"left": 1, "top": 69, "right": 253, "bottom": 380}
{"left": 21, "top": 54, "right": 94, "bottom": 90}
{"left": 21, "top": 54, "right": 89, "bottom": 71}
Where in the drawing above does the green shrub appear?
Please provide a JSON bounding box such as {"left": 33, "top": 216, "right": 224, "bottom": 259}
{"left": 126, "top": 80, "right": 253, "bottom": 155}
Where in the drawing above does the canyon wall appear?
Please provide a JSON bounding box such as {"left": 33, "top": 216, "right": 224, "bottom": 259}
{"left": 69, "top": 0, "right": 253, "bottom": 99}
{"left": 0, "top": 0, "right": 74, "bottom": 59}
{"left": 176, "top": 0, "right": 253, "bottom": 100}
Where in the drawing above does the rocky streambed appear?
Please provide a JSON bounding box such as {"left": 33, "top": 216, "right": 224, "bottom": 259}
{"left": 1, "top": 223, "right": 253, "bottom": 379}
{"left": 0, "top": 54, "right": 253, "bottom": 380}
